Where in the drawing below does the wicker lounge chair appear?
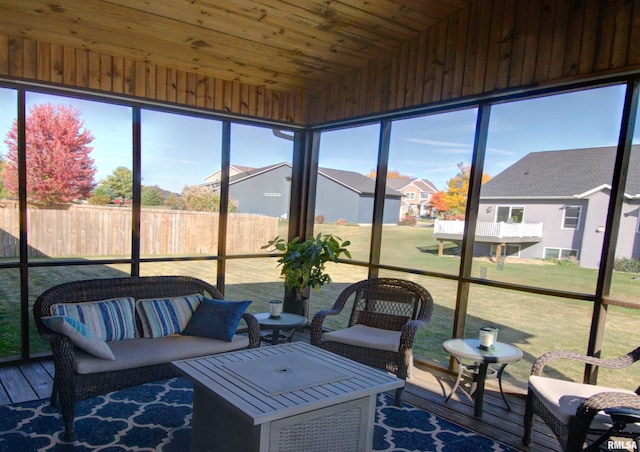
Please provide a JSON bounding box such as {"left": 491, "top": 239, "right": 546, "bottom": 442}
{"left": 310, "top": 277, "right": 434, "bottom": 405}
{"left": 522, "top": 346, "right": 640, "bottom": 451}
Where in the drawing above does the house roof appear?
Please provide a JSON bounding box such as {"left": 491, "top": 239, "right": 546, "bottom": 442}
{"left": 386, "top": 177, "right": 438, "bottom": 192}
{"left": 318, "top": 167, "right": 401, "bottom": 197}
{"left": 481, "top": 146, "right": 640, "bottom": 199}
{"left": 223, "top": 163, "right": 402, "bottom": 197}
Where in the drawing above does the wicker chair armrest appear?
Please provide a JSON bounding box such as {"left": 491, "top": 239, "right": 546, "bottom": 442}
{"left": 49, "top": 333, "right": 75, "bottom": 377}
{"left": 39, "top": 328, "right": 62, "bottom": 343}
{"left": 580, "top": 391, "right": 640, "bottom": 414}
{"left": 531, "top": 349, "right": 639, "bottom": 376}
{"left": 241, "top": 313, "right": 260, "bottom": 348}
{"left": 569, "top": 391, "right": 640, "bottom": 448}
{"left": 398, "top": 319, "right": 429, "bottom": 352}
{"left": 310, "top": 310, "right": 332, "bottom": 345}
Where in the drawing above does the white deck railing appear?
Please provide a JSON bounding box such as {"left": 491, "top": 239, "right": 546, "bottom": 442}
{"left": 434, "top": 220, "right": 544, "bottom": 238}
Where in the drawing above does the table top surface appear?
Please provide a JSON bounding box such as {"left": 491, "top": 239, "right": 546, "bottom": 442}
{"left": 443, "top": 338, "right": 523, "bottom": 364}
{"left": 254, "top": 312, "right": 307, "bottom": 328}
{"left": 173, "top": 342, "right": 403, "bottom": 425}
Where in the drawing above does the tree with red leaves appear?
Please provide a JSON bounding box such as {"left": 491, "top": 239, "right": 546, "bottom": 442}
{"left": 2, "top": 103, "right": 97, "bottom": 205}
{"left": 430, "top": 191, "right": 449, "bottom": 213}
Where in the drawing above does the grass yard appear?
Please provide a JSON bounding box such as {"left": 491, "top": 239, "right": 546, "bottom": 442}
{"left": 1, "top": 222, "right": 638, "bottom": 392}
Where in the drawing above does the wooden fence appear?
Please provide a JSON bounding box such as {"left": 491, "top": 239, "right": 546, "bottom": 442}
{"left": 0, "top": 201, "right": 278, "bottom": 258}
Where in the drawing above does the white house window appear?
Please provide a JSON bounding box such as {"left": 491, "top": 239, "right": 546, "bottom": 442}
{"left": 405, "top": 192, "right": 416, "bottom": 200}
{"left": 490, "top": 244, "right": 521, "bottom": 257}
{"left": 420, "top": 192, "right": 430, "bottom": 199}
{"left": 544, "top": 247, "right": 578, "bottom": 259}
{"left": 562, "top": 206, "right": 581, "bottom": 229}
{"left": 496, "top": 206, "right": 524, "bottom": 223}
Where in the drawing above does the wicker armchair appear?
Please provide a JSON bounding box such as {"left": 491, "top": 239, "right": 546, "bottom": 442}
{"left": 522, "top": 346, "right": 640, "bottom": 451}
{"left": 310, "top": 278, "right": 434, "bottom": 405}
{"left": 33, "top": 275, "right": 260, "bottom": 441}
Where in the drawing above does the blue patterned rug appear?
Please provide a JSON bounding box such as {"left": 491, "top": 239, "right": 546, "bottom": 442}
{"left": 0, "top": 378, "right": 519, "bottom": 451}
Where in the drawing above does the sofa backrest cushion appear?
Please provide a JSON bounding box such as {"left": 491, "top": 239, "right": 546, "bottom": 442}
{"left": 50, "top": 297, "right": 137, "bottom": 342}
{"left": 136, "top": 293, "right": 203, "bottom": 338}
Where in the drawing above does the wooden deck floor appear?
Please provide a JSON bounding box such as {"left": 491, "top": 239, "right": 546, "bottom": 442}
{"left": 0, "top": 334, "right": 561, "bottom": 451}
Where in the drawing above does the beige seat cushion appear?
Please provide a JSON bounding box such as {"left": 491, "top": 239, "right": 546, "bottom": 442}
{"left": 322, "top": 324, "right": 401, "bottom": 352}
{"left": 73, "top": 334, "right": 249, "bottom": 374}
{"left": 529, "top": 375, "right": 640, "bottom": 431}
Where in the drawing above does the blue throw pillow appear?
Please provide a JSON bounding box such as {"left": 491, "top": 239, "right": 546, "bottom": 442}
{"left": 41, "top": 315, "right": 115, "bottom": 360}
{"left": 182, "top": 298, "right": 251, "bottom": 342}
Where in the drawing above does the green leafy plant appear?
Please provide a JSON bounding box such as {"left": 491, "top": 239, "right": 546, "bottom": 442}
{"left": 262, "top": 234, "right": 351, "bottom": 302}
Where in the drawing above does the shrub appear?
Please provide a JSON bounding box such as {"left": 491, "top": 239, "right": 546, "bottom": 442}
{"left": 614, "top": 257, "right": 640, "bottom": 273}
{"left": 551, "top": 256, "right": 580, "bottom": 267}
{"left": 544, "top": 256, "right": 580, "bottom": 267}
{"left": 336, "top": 218, "right": 347, "bottom": 225}
{"left": 397, "top": 215, "right": 417, "bottom": 226}
{"left": 314, "top": 214, "right": 324, "bottom": 224}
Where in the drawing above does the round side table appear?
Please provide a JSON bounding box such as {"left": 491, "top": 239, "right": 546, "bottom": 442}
{"left": 254, "top": 312, "right": 307, "bottom": 345}
{"left": 442, "top": 338, "right": 523, "bottom": 418}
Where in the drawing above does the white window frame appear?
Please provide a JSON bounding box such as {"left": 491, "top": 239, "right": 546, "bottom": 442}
{"left": 562, "top": 205, "right": 581, "bottom": 229}
{"left": 543, "top": 247, "right": 579, "bottom": 259}
{"left": 405, "top": 192, "right": 416, "bottom": 200}
{"left": 495, "top": 205, "right": 524, "bottom": 223}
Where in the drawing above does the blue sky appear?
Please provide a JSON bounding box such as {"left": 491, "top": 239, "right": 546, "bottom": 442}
{"left": 0, "top": 84, "right": 633, "bottom": 193}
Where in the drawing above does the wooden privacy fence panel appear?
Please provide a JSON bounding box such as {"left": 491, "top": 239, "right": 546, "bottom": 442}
{"left": 0, "top": 202, "right": 277, "bottom": 258}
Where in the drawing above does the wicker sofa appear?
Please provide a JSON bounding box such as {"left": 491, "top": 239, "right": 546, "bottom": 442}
{"left": 33, "top": 275, "right": 260, "bottom": 441}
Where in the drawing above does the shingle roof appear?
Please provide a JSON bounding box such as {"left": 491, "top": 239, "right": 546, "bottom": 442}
{"left": 225, "top": 163, "right": 402, "bottom": 197}
{"left": 318, "top": 167, "right": 402, "bottom": 197}
{"left": 385, "top": 177, "right": 438, "bottom": 192}
{"left": 481, "top": 145, "right": 640, "bottom": 198}
{"left": 385, "top": 178, "right": 413, "bottom": 190}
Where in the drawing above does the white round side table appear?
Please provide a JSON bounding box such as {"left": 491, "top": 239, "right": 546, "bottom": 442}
{"left": 442, "top": 338, "right": 523, "bottom": 418}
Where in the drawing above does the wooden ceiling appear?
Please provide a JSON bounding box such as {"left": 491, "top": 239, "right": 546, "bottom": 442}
{"left": 0, "top": 0, "right": 474, "bottom": 93}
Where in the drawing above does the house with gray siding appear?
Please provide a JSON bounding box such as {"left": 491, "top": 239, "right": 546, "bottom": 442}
{"left": 208, "top": 163, "right": 402, "bottom": 224}
{"left": 434, "top": 146, "right": 640, "bottom": 268}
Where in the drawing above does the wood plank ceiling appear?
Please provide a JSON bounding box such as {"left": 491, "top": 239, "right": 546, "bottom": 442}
{"left": 0, "top": 0, "right": 475, "bottom": 93}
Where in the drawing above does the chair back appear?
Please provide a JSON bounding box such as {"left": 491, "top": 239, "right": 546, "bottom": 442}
{"left": 344, "top": 278, "right": 433, "bottom": 331}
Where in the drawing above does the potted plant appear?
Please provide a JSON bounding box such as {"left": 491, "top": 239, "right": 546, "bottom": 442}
{"left": 262, "top": 233, "right": 351, "bottom": 316}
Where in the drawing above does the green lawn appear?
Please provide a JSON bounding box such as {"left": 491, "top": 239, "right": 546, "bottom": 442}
{"left": 2, "top": 223, "right": 638, "bottom": 392}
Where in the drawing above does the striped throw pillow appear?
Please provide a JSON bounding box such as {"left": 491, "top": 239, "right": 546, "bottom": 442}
{"left": 136, "top": 293, "right": 203, "bottom": 338}
{"left": 50, "top": 297, "right": 137, "bottom": 342}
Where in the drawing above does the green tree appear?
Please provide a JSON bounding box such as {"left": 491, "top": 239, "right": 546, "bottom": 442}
{"left": 98, "top": 166, "right": 133, "bottom": 203}
{"left": 141, "top": 185, "right": 165, "bottom": 206}
{"left": 165, "top": 192, "right": 185, "bottom": 210}
{"left": 181, "top": 185, "right": 238, "bottom": 212}
{"left": 87, "top": 185, "right": 112, "bottom": 205}
{"left": 182, "top": 185, "right": 221, "bottom": 212}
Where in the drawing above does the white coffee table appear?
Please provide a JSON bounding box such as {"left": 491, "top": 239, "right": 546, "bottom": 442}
{"left": 173, "top": 341, "right": 404, "bottom": 452}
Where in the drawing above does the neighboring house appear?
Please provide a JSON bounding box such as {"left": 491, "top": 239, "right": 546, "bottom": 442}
{"left": 205, "top": 163, "right": 403, "bottom": 224}
{"left": 434, "top": 146, "right": 640, "bottom": 268}
{"left": 204, "top": 165, "right": 256, "bottom": 186}
{"left": 386, "top": 178, "right": 438, "bottom": 219}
